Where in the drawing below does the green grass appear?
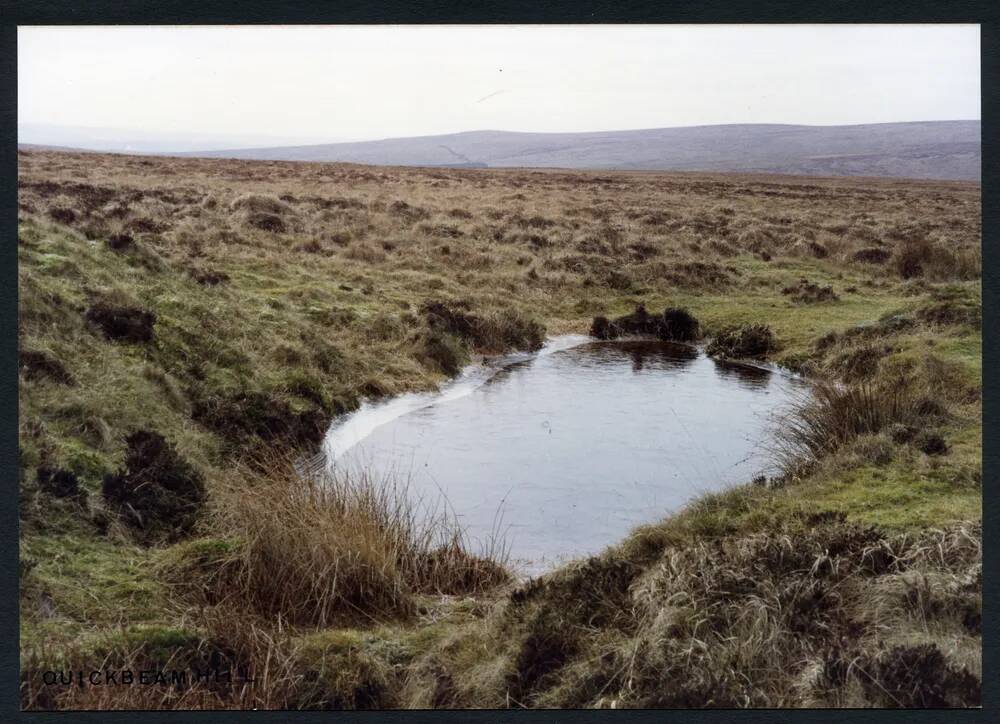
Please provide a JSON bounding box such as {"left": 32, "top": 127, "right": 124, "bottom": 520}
{"left": 766, "top": 419, "right": 980, "bottom": 531}
{"left": 798, "top": 464, "right": 981, "bottom": 529}
{"left": 933, "top": 335, "right": 983, "bottom": 382}
{"left": 20, "top": 533, "right": 168, "bottom": 649}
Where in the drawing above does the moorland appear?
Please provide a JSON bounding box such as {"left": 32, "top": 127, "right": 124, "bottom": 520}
{"left": 17, "top": 149, "right": 982, "bottom": 709}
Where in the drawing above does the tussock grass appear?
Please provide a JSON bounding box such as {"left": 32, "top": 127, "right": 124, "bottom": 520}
{"left": 470, "top": 308, "right": 545, "bottom": 352}
{"left": 706, "top": 322, "right": 777, "bottom": 360}
{"left": 159, "top": 456, "right": 510, "bottom": 627}
{"left": 893, "top": 235, "right": 981, "bottom": 281}
{"left": 400, "top": 519, "right": 981, "bottom": 709}
{"left": 774, "top": 380, "right": 947, "bottom": 472}
{"left": 228, "top": 192, "right": 292, "bottom": 215}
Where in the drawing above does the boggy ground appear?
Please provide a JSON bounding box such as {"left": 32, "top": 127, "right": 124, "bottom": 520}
{"left": 17, "top": 150, "right": 981, "bottom": 709}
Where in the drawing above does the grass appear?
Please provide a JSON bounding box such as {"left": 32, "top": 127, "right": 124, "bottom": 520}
{"left": 393, "top": 519, "right": 981, "bottom": 708}
{"left": 157, "top": 456, "right": 510, "bottom": 628}
{"left": 773, "top": 380, "right": 947, "bottom": 470}
{"left": 798, "top": 464, "right": 981, "bottom": 529}
{"left": 17, "top": 149, "right": 980, "bottom": 709}
{"left": 20, "top": 534, "right": 166, "bottom": 645}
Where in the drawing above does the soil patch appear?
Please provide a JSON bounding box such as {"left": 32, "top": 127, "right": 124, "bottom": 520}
{"left": 36, "top": 466, "right": 84, "bottom": 500}
{"left": 85, "top": 303, "right": 156, "bottom": 343}
{"left": 855, "top": 644, "right": 981, "bottom": 707}
{"left": 188, "top": 268, "right": 230, "bottom": 286}
{"left": 852, "top": 247, "right": 892, "bottom": 264}
{"left": 191, "top": 391, "right": 328, "bottom": 448}
{"left": 19, "top": 349, "right": 74, "bottom": 385}
{"left": 106, "top": 233, "right": 135, "bottom": 251}
{"left": 101, "top": 430, "right": 206, "bottom": 543}
{"left": 782, "top": 279, "right": 839, "bottom": 304}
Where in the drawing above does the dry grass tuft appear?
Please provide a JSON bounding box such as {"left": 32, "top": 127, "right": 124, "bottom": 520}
{"left": 773, "top": 379, "right": 948, "bottom": 472}
{"left": 159, "top": 455, "right": 510, "bottom": 627}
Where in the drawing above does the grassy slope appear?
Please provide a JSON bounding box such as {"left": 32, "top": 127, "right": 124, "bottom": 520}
{"left": 17, "top": 151, "right": 981, "bottom": 708}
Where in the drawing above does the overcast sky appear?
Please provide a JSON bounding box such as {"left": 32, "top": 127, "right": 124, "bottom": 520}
{"left": 18, "top": 25, "right": 981, "bottom": 148}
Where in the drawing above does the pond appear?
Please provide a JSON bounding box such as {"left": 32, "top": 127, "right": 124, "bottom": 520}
{"left": 319, "top": 336, "right": 806, "bottom": 573}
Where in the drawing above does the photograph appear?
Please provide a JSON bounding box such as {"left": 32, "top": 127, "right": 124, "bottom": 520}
{"left": 15, "top": 23, "right": 983, "bottom": 710}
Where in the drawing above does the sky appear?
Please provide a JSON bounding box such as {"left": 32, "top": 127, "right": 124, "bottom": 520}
{"left": 18, "top": 24, "right": 981, "bottom": 150}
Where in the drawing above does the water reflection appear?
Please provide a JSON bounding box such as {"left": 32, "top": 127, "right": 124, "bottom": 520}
{"left": 559, "top": 339, "right": 699, "bottom": 374}
{"left": 711, "top": 358, "right": 773, "bottom": 389}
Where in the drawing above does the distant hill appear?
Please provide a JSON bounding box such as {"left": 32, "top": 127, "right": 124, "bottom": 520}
{"left": 17, "top": 123, "right": 343, "bottom": 155}
{"left": 180, "top": 122, "right": 981, "bottom": 181}
{"left": 18, "top": 143, "right": 97, "bottom": 154}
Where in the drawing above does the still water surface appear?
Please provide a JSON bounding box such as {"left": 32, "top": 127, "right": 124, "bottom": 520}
{"left": 323, "top": 336, "right": 805, "bottom": 573}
